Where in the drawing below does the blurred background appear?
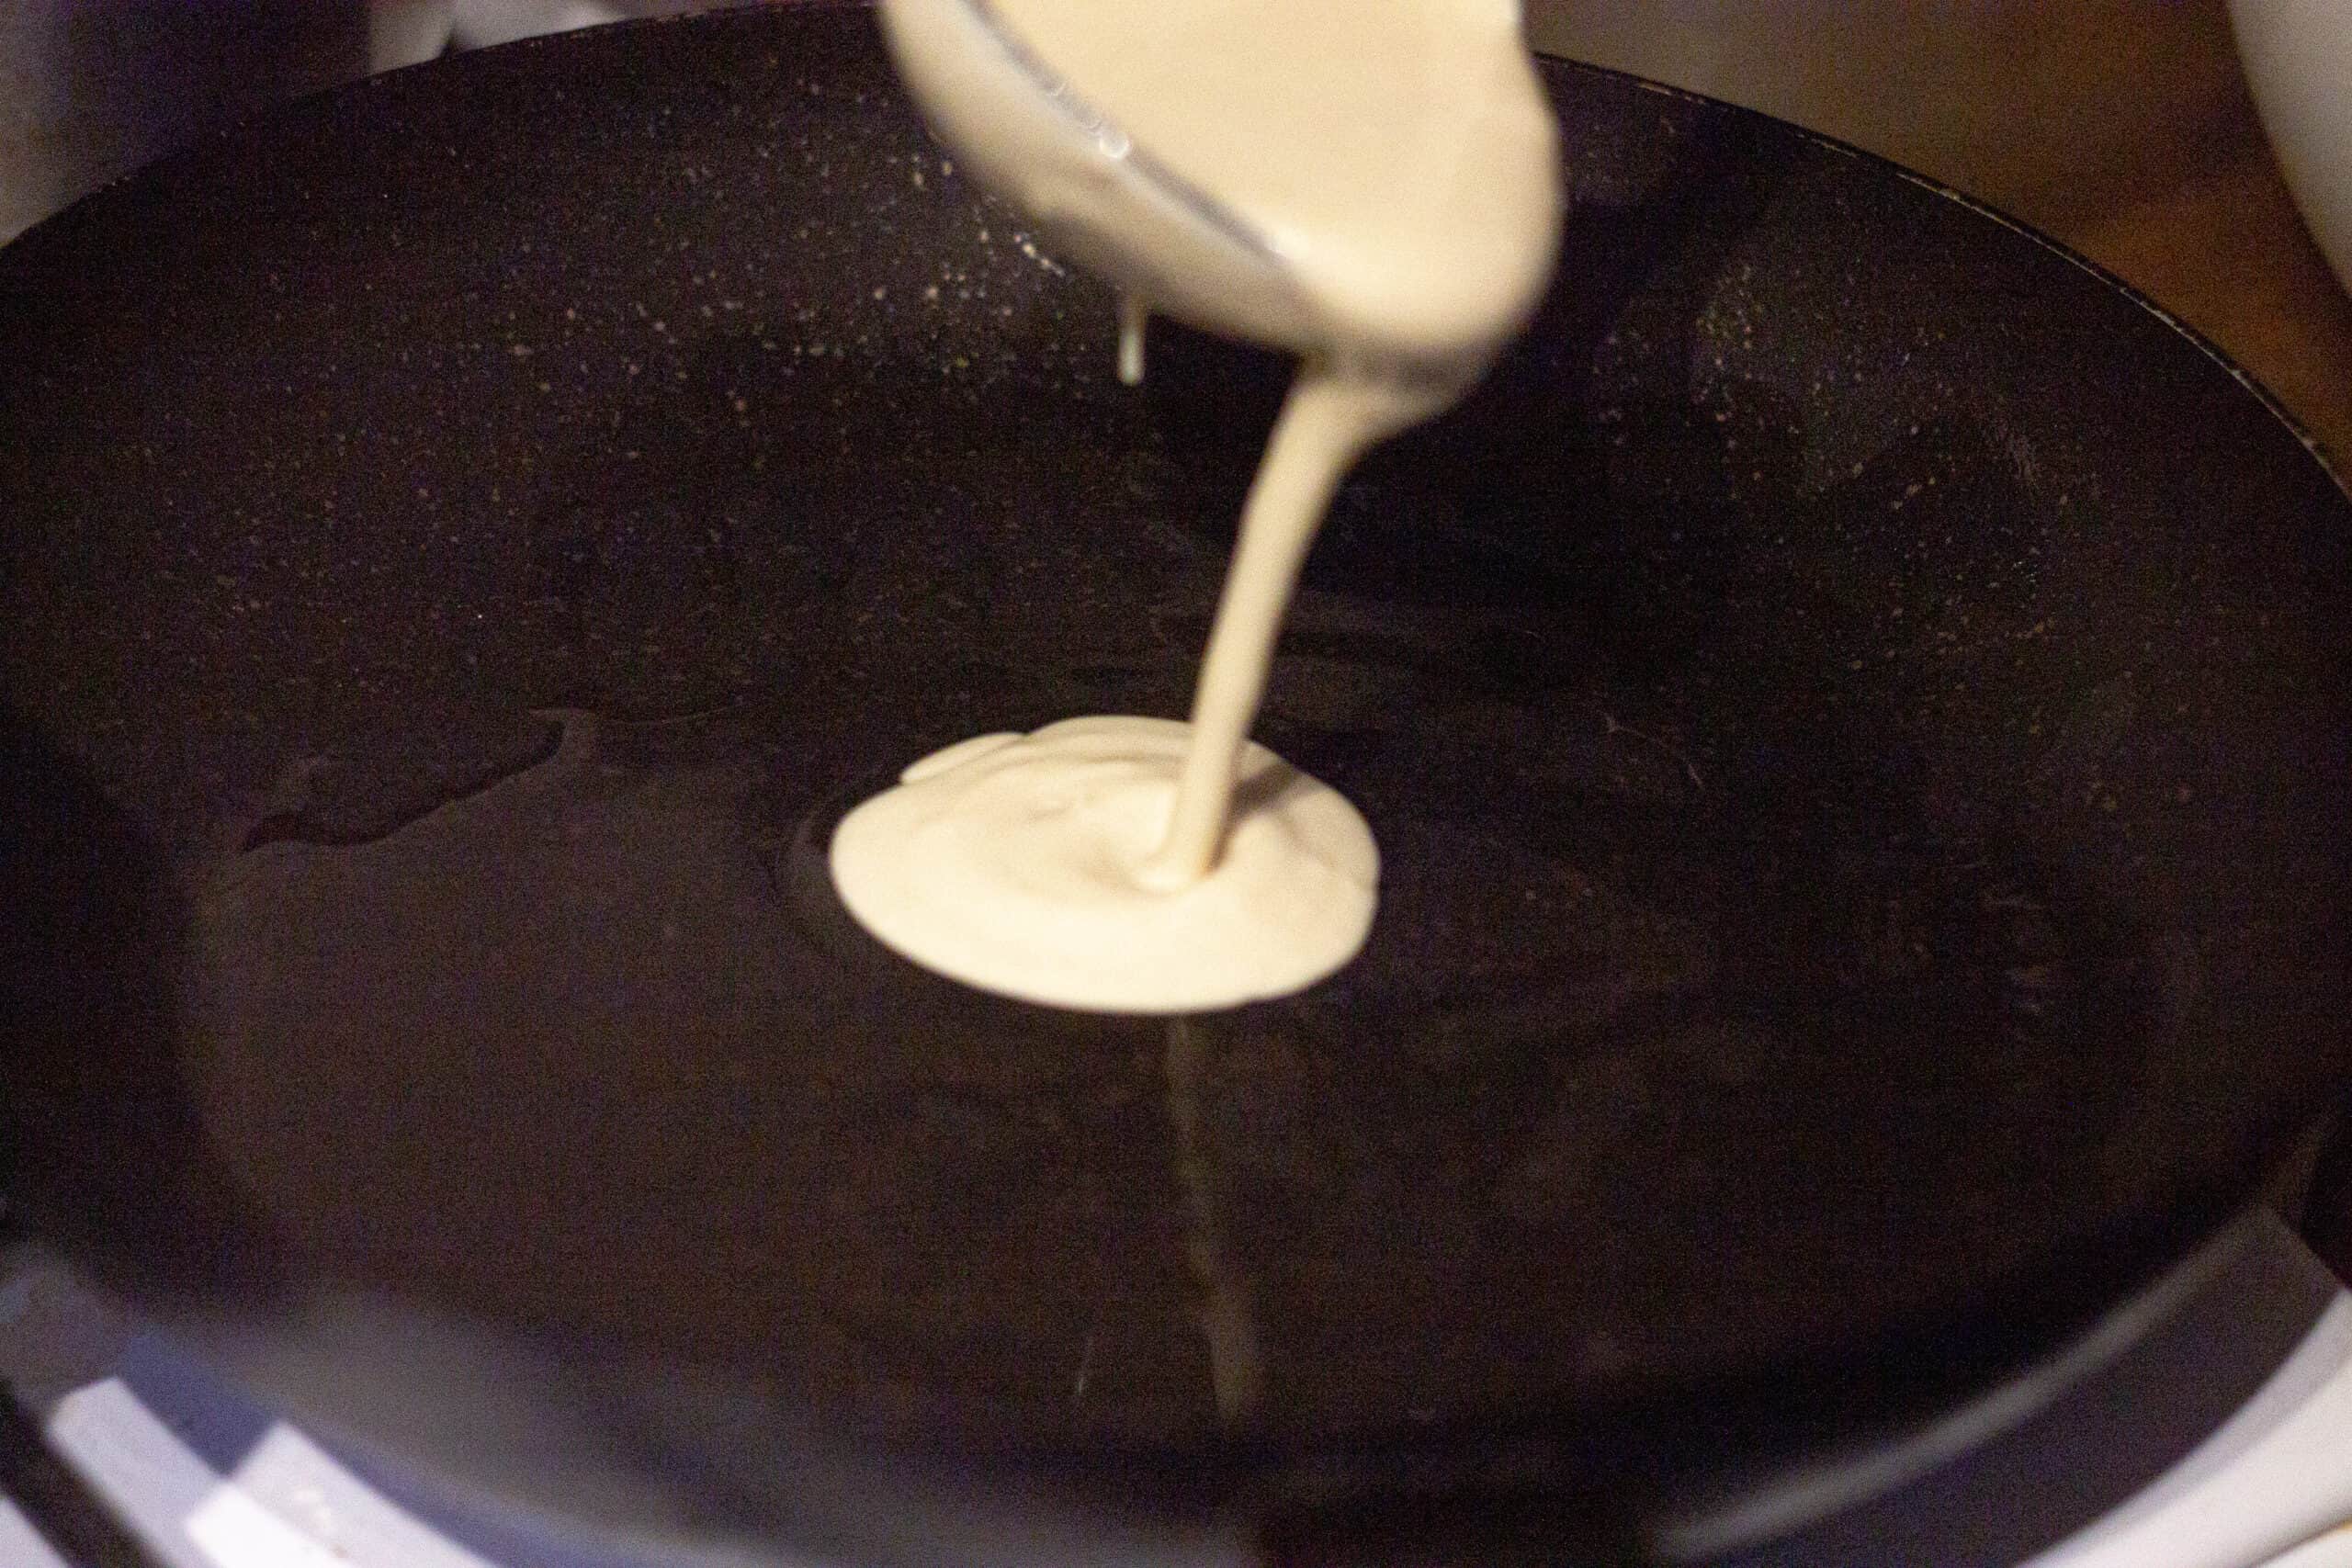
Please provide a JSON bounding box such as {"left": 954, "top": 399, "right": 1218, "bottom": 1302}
{"left": 1529, "top": 0, "right": 2352, "bottom": 464}
{"left": 1, "top": 0, "right": 2347, "bottom": 457}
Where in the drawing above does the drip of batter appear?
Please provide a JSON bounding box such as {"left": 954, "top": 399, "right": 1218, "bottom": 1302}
{"left": 839, "top": 0, "right": 1561, "bottom": 1010}
{"left": 1116, "top": 292, "right": 1148, "bottom": 387}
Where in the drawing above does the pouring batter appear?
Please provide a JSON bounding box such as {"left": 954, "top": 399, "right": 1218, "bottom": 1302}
{"left": 837, "top": 0, "right": 1562, "bottom": 1010}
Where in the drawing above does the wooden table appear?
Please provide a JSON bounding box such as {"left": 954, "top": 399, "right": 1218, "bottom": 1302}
{"left": 1531, "top": 0, "right": 2352, "bottom": 469}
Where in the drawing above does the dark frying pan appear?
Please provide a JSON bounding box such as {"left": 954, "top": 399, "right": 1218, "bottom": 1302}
{"left": 3, "top": 6, "right": 2347, "bottom": 1564}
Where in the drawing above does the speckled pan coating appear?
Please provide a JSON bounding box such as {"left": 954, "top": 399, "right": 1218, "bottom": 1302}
{"left": 0, "top": 5, "right": 2346, "bottom": 1558}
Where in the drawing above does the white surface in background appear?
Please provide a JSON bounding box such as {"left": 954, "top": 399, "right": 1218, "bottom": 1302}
{"left": 0, "top": 1496, "right": 72, "bottom": 1568}
{"left": 2230, "top": 0, "right": 2352, "bottom": 295}
{"left": 220, "top": 1424, "right": 508, "bottom": 1568}
{"left": 374, "top": 0, "right": 460, "bottom": 72}
{"left": 0, "top": 0, "right": 453, "bottom": 243}
{"left": 2263, "top": 1529, "right": 2352, "bottom": 1568}
{"left": 11, "top": 1287, "right": 2350, "bottom": 1568}
{"left": 187, "top": 1485, "right": 353, "bottom": 1568}
{"left": 450, "top": 0, "right": 766, "bottom": 51}
{"left": 2030, "top": 1294, "right": 2352, "bottom": 1568}
{"left": 47, "top": 1378, "right": 495, "bottom": 1568}
{"left": 449, "top": 0, "right": 655, "bottom": 49}
{"left": 0, "top": 0, "right": 763, "bottom": 243}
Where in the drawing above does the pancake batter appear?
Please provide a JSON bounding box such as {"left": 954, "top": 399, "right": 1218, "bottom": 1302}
{"left": 839, "top": 0, "right": 1561, "bottom": 1010}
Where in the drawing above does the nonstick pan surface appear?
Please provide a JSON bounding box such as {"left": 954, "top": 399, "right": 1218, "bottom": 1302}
{"left": 2, "top": 6, "right": 2347, "bottom": 1559}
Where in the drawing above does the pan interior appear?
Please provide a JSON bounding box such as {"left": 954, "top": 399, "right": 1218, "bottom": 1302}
{"left": 1, "top": 6, "right": 2346, "bottom": 1472}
